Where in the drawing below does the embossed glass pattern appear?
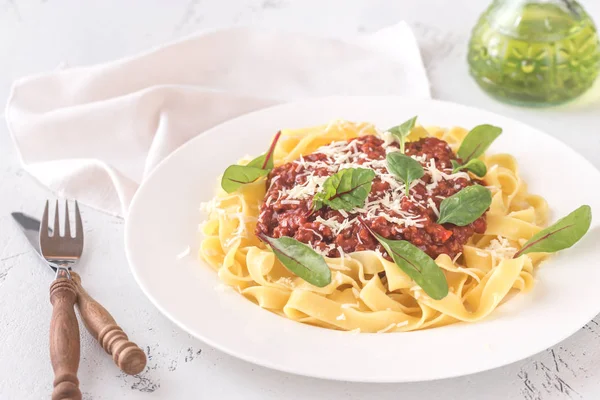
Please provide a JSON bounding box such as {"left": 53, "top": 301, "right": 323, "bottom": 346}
{"left": 468, "top": 0, "right": 600, "bottom": 106}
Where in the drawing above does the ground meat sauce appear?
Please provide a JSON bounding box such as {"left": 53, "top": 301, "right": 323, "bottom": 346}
{"left": 255, "top": 135, "right": 487, "bottom": 260}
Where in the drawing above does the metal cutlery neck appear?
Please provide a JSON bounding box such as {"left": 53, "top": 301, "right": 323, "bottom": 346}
{"left": 55, "top": 267, "right": 72, "bottom": 280}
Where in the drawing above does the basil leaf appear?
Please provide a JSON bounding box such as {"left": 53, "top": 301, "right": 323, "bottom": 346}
{"left": 388, "top": 116, "right": 417, "bottom": 153}
{"left": 259, "top": 234, "right": 332, "bottom": 287}
{"left": 247, "top": 154, "right": 268, "bottom": 169}
{"left": 220, "top": 131, "right": 282, "bottom": 193}
{"left": 514, "top": 205, "right": 592, "bottom": 258}
{"left": 386, "top": 152, "right": 425, "bottom": 196}
{"left": 221, "top": 165, "right": 269, "bottom": 193}
{"left": 451, "top": 159, "right": 487, "bottom": 177}
{"left": 457, "top": 124, "right": 502, "bottom": 162}
{"left": 313, "top": 168, "right": 376, "bottom": 211}
{"left": 361, "top": 223, "right": 448, "bottom": 300}
{"left": 437, "top": 185, "right": 492, "bottom": 226}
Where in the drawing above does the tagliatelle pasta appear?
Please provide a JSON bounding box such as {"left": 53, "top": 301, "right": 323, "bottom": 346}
{"left": 200, "top": 120, "right": 549, "bottom": 333}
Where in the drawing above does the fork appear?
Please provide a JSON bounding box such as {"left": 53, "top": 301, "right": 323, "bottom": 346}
{"left": 41, "top": 200, "right": 83, "bottom": 400}
{"left": 41, "top": 201, "right": 146, "bottom": 400}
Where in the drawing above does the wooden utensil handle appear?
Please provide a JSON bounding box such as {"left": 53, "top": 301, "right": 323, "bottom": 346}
{"left": 49, "top": 277, "right": 82, "bottom": 400}
{"left": 71, "top": 272, "right": 147, "bottom": 375}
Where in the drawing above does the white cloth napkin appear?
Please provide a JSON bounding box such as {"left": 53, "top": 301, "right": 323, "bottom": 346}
{"left": 6, "top": 22, "right": 430, "bottom": 217}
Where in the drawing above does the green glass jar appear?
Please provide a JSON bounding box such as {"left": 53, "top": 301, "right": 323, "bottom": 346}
{"left": 468, "top": 0, "right": 600, "bottom": 106}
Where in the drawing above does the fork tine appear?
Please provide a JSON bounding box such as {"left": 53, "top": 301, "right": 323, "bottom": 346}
{"left": 53, "top": 199, "right": 61, "bottom": 237}
{"left": 40, "top": 200, "right": 50, "bottom": 239}
{"left": 64, "top": 201, "right": 71, "bottom": 238}
{"left": 74, "top": 201, "right": 83, "bottom": 243}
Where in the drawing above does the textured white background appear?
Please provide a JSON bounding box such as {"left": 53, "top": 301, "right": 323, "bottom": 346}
{"left": 1, "top": 1, "right": 600, "bottom": 399}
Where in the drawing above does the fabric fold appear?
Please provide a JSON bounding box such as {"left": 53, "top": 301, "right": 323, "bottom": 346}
{"left": 6, "top": 23, "right": 430, "bottom": 216}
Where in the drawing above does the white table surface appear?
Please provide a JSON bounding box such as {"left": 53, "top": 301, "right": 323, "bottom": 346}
{"left": 1, "top": 1, "right": 600, "bottom": 399}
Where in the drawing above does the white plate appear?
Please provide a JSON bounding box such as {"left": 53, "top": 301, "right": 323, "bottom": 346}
{"left": 125, "top": 96, "right": 600, "bottom": 382}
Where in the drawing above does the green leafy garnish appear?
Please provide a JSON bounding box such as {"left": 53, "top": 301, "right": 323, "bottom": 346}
{"left": 514, "top": 205, "right": 592, "bottom": 258}
{"left": 360, "top": 220, "right": 448, "bottom": 300}
{"left": 388, "top": 116, "right": 417, "bottom": 154}
{"left": 258, "top": 234, "right": 332, "bottom": 287}
{"left": 221, "top": 131, "right": 281, "bottom": 193}
{"left": 437, "top": 185, "right": 492, "bottom": 226}
{"left": 451, "top": 159, "right": 487, "bottom": 177}
{"left": 247, "top": 154, "right": 271, "bottom": 169}
{"left": 457, "top": 124, "right": 503, "bottom": 162}
{"left": 221, "top": 165, "right": 270, "bottom": 193}
{"left": 313, "top": 168, "right": 376, "bottom": 212}
{"left": 386, "top": 152, "right": 425, "bottom": 196}
{"left": 451, "top": 124, "right": 501, "bottom": 176}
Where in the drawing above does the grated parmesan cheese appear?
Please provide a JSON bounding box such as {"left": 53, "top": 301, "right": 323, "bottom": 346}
{"left": 203, "top": 248, "right": 220, "bottom": 257}
{"left": 452, "top": 252, "right": 463, "bottom": 264}
{"left": 377, "top": 129, "right": 396, "bottom": 146}
{"left": 314, "top": 229, "right": 326, "bottom": 242}
{"left": 423, "top": 158, "right": 470, "bottom": 195}
{"left": 214, "top": 283, "right": 229, "bottom": 292}
{"left": 486, "top": 236, "right": 517, "bottom": 261}
{"left": 276, "top": 277, "right": 295, "bottom": 287}
{"left": 313, "top": 243, "right": 336, "bottom": 257}
{"left": 176, "top": 246, "right": 191, "bottom": 260}
{"left": 427, "top": 198, "right": 440, "bottom": 217}
{"left": 280, "top": 199, "right": 301, "bottom": 205}
{"left": 376, "top": 323, "right": 398, "bottom": 333}
{"left": 314, "top": 216, "right": 357, "bottom": 236}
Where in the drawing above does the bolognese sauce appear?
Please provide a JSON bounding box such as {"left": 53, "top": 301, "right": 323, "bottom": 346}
{"left": 255, "top": 134, "right": 487, "bottom": 260}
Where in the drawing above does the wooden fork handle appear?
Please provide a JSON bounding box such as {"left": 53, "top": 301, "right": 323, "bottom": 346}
{"left": 49, "top": 277, "right": 82, "bottom": 400}
{"left": 71, "top": 272, "right": 147, "bottom": 375}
